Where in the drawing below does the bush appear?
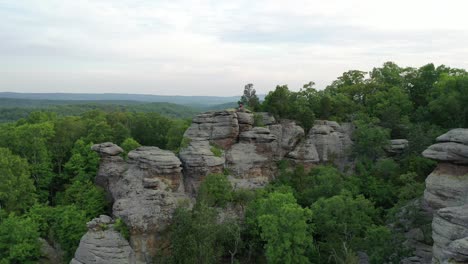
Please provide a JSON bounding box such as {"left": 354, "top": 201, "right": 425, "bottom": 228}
{"left": 198, "top": 174, "right": 233, "bottom": 207}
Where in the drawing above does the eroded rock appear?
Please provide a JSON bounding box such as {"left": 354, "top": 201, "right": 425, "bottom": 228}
{"left": 70, "top": 215, "right": 136, "bottom": 264}
{"left": 91, "top": 144, "right": 188, "bottom": 262}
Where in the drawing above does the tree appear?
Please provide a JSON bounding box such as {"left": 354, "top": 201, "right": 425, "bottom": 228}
{"left": 0, "top": 148, "right": 36, "bottom": 214}
{"left": 170, "top": 204, "right": 224, "bottom": 264}
{"left": 0, "top": 213, "right": 41, "bottom": 264}
{"left": 198, "top": 173, "right": 233, "bottom": 207}
{"left": 240, "top": 83, "right": 260, "bottom": 110}
{"left": 247, "top": 191, "right": 313, "bottom": 264}
{"left": 310, "top": 194, "right": 378, "bottom": 261}
{"left": 55, "top": 180, "right": 108, "bottom": 218}
{"left": 352, "top": 119, "right": 390, "bottom": 161}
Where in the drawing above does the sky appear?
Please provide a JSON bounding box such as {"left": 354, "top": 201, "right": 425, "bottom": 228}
{"left": 1, "top": 0, "right": 468, "bottom": 96}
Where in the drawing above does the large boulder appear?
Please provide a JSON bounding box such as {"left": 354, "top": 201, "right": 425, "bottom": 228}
{"left": 70, "top": 215, "right": 136, "bottom": 264}
{"left": 226, "top": 127, "right": 278, "bottom": 181}
{"left": 179, "top": 139, "right": 225, "bottom": 195}
{"left": 289, "top": 120, "right": 354, "bottom": 171}
{"left": 91, "top": 144, "right": 188, "bottom": 262}
{"left": 183, "top": 110, "right": 239, "bottom": 149}
{"left": 422, "top": 128, "right": 468, "bottom": 164}
{"left": 432, "top": 205, "right": 468, "bottom": 263}
{"left": 423, "top": 163, "right": 468, "bottom": 210}
{"left": 386, "top": 139, "right": 409, "bottom": 155}
{"left": 269, "top": 120, "right": 305, "bottom": 159}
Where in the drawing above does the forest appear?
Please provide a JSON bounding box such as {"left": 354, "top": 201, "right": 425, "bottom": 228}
{"left": 0, "top": 62, "right": 467, "bottom": 264}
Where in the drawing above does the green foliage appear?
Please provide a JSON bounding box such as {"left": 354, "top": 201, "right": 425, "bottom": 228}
{"left": 246, "top": 190, "right": 313, "bottom": 264}
{"left": 166, "top": 119, "right": 191, "bottom": 152}
{"left": 114, "top": 218, "right": 130, "bottom": 240}
{"left": 198, "top": 174, "right": 233, "bottom": 207}
{"left": 121, "top": 137, "right": 141, "bottom": 158}
{"left": 239, "top": 83, "right": 260, "bottom": 111}
{"left": 352, "top": 120, "right": 390, "bottom": 161}
{"left": 210, "top": 144, "right": 223, "bottom": 157}
{"left": 277, "top": 165, "right": 346, "bottom": 206}
{"left": 0, "top": 148, "right": 36, "bottom": 213}
{"left": 310, "top": 193, "right": 378, "bottom": 260}
{"left": 0, "top": 213, "right": 41, "bottom": 264}
{"left": 169, "top": 204, "right": 227, "bottom": 264}
{"left": 63, "top": 139, "right": 100, "bottom": 182}
{"left": 253, "top": 113, "right": 265, "bottom": 127}
{"left": 55, "top": 180, "right": 108, "bottom": 218}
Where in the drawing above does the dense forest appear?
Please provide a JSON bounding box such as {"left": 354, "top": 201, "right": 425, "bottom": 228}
{"left": 1, "top": 62, "right": 467, "bottom": 263}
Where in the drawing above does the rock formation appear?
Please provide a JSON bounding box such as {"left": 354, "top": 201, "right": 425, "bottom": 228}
{"left": 386, "top": 139, "right": 409, "bottom": 155}
{"left": 181, "top": 111, "right": 355, "bottom": 193}
{"left": 74, "top": 110, "right": 358, "bottom": 263}
{"left": 421, "top": 128, "right": 468, "bottom": 263}
{"left": 70, "top": 215, "right": 136, "bottom": 264}
{"left": 91, "top": 144, "right": 188, "bottom": 263}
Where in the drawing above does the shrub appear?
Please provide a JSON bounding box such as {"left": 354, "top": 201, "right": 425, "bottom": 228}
{"left": 198, "top": 174, "right": 233, "bottom": 207}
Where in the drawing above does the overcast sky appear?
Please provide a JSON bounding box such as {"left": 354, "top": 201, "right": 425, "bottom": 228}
{"left": 1, "top": 0, "right": 468, "bottom": 96}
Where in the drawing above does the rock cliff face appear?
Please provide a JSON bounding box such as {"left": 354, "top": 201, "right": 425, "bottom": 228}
{"left": 421, "top": 128, "right": 468, "bottom": 264}
{"left": 91, "top": 144, "right": 188, "bottom": 263}
{"left": 71, "top": 215, "right": 136, "bottom": 264}
{"left": 181, "top": 111, "right": 354, "bottom": 193}
{"left": 74, "top": 110, "right": 357, "bottom": 263}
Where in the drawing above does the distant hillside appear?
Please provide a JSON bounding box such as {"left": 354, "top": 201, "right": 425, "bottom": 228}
{"left": 0, "top": 92, "right": 248, "bottom": 106}
{"left": 0, "top": 98, "right": 200, "bottom": 122}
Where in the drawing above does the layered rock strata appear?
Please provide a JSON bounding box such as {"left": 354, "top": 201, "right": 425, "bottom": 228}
{"left": 422, "top": 128, "right": 468, "bottom": 263}
{"left": 70, "top": 215, "right": 136, "bottom": 264}
{"left": 91, "top": 144, "right": 188, "bottom": 263}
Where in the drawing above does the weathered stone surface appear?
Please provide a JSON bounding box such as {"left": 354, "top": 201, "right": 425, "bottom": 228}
{"left": 179, "top": 139, "right": 224, "bottom": 194}
{"left": 91, "top": 142, "right": 124, "bottom": 156}
{"left": 39, "top": 238, "right": 63, "bottom": 264}
{"left": 269, "top": 120, "right": 305, "bottom": 158}
{"left": 289, "top": 120, "right": 353, "bottom": 171}
{"left": 423, "top": 129, "right": 468, "bottom": 164}
{"left": 255, "top": 112, "right": 276, "bottom": 125}
{"left": 436, "top": 128, "right": 468, "bottom": 145}
{"left": 432, "top": 205, "right": 468, "bottom": 263}
{"left": 237, "top": 111, "right": 254, "bottom": 132}
{"left": 227, "top": 127, "right": 278, "bottom": 181}
{"left": 91, "top": 145, "right": 188, "bottom": 262}
{"left": 423, "top": 142, "right": 468, "bottom": 164}
{"left": 70, "top": 215, "right": 136, "bottom": 264}
{"left": 183, "top": 110, "right": 239, "bottom": 149}
{"left": 386, "top": 139, "right": 409, "bottom": 155}
{"left": 423, "top": 163, "right": 468, "bottom": 210}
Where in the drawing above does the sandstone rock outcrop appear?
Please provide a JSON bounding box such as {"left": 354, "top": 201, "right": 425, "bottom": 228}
{"left": 70, "top": 215, "right": 136, "bottom": 264}
{"left": 289, "top": 120, "right": 354, "bottom": 171}
{"left": 183, "top": 110, "right": 239, "bottom": 149}
{"left": 82, "top": 110, "right": 358, "bottom": 263}
{"left": 179, "top": 139, "right": 224, "bottom": 194}
{"left": 421, "top": 128, "right": 468, "bottom": 263}
{"left": 386, "top": 139, "right": 409, "bottom": 155}
{"left": 92, "top": 144, "right": 188, "bottom": 262}
{"left": 181, "top": 111, "right": 355, "bottom": 193}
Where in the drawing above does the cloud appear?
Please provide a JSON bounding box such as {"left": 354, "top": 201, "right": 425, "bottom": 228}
{"left": 1, "top": 0, "right": 468, "bottom": 95}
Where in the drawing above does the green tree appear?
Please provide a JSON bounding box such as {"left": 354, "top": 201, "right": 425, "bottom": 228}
{"left": 198, "top": 174, "right": 233, "bottom": 207}
{"left": 240, "top": 83, "right": 260, "bottom": 110}
{"left": 55, "top": 180, "right": 108, "bottom": 218}
{"left": 247, "top": 191, "right": 313, "bottom": 264}
{"left": 0, "top": 213, "right": 41, "bottom": 264}
{"left": 310, "top": 194, "right": 378, "bottom": 261}
{"left": 0, "top": 148, "right": 36, "bottom": 213}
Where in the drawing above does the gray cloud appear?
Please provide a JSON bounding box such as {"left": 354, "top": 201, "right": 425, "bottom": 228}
{"left": 1, "top": 0, "right": 468, "bottom": 96}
